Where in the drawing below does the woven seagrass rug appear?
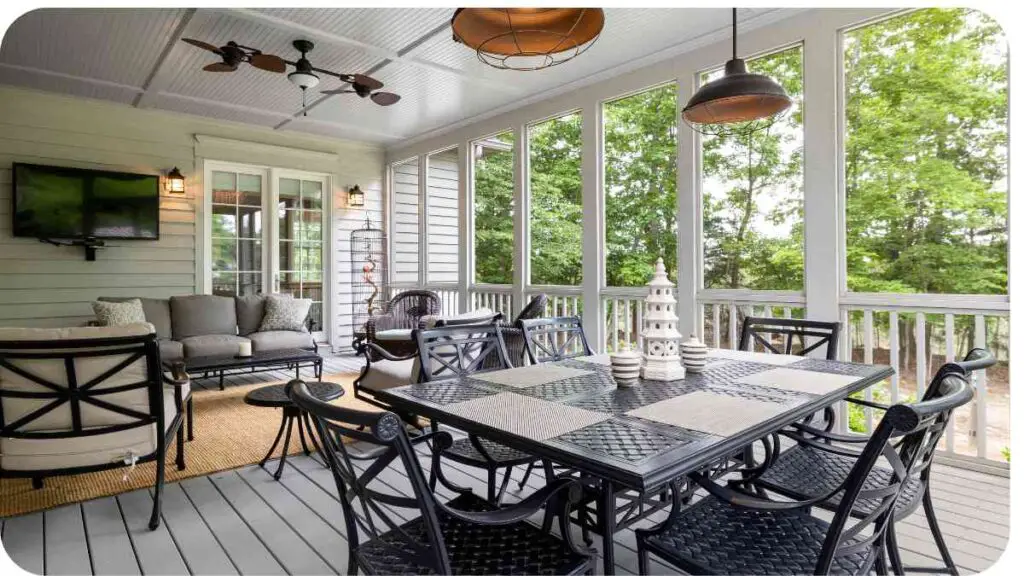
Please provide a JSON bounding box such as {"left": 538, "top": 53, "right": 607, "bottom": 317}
{"left": 0, "top": 373, "right": 372, "bottom": 517}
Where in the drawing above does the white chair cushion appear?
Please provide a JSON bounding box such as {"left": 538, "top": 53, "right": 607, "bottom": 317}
{"left": 360, "top": 358, "right": 418, "bottom": 392}
{"left": 375, "top": 329, "right": 414, "bottom": 341}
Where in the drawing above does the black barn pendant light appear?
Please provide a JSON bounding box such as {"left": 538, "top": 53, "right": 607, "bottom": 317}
{"left": 682, "top": 8, "right": 792, "bottom": 134}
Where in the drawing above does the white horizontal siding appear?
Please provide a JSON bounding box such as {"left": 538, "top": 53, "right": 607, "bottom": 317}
{"left": 390, "top": 160, "right": 420, "bottom": 284}
{"left": 427, "top": 150, "right": 459, "bottom": 283}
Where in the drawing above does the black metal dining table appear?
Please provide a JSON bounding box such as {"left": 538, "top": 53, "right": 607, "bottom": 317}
{"left": 376, "top": 349, "right": 893, "bottom": 574}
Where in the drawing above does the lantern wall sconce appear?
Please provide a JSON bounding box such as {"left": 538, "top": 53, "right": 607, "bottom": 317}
{"left": 165, "top": 167, "right": 186, "bottom": 194}
{"left": 347, "top": 184, "right": 365, "bottom": 208}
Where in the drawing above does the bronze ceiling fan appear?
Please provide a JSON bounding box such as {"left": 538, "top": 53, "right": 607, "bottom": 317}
{"left": 181, "top": 38, "right": 401, "bottom": 113}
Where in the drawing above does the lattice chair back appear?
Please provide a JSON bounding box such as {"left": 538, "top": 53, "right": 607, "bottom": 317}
{"left": 387, "top": 290, "right": 441, "bottom": 325}
{"left": 288, "top": 379, "right": 455, "bottom": 574}
{"left": 413, "top": 324, "right": 511, "bottom": 382}
{"left": 810, "top": 371, "right": 974, "bottom": 573}
{"left": 519, "top": 316, "right": 594, "bottom": 364}
{"left": 0, "top": 324, "right": 166, "bottom": 475}
{"left": 738, "top": 317, "right": 841, "bottom": 359}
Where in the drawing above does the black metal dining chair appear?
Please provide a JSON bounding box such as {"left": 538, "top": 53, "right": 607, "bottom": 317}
{"left": 753, "top": 348, "right": 995, "bottom": 575}
{"left": 739, "top": 316, "right": 842, "bottom": 359}
{"left": 519, "top": 316, "right": 594, "bottom": 364}
{"left": 635, "top": 368, "right": 975, "bottom": 575}
{"left": 414, "top": 324, "right": 544, "bottom": 505}
{"left": 287, "top": 380, "right": 595, "bottom": 576}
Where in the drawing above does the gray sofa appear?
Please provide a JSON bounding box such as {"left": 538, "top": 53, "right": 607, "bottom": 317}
{"left": 99, "top": 295, "right": 316, "bottom": 362}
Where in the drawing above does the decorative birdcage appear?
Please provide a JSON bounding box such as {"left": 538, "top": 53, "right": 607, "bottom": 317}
{"left": 350, "top": 219, "right": 388, "bottom": 339}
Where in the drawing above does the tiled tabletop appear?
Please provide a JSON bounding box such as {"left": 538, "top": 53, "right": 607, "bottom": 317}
{"left": 378, "top": 349, "right": 893, "bottom": 491}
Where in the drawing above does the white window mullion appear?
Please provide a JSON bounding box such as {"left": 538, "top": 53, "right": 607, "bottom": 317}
{"left": 457, "top": 142, "right": 471, "bottom": 313}
{"left": 418, "top": 154, "right": 429, "bottom": 288}
{"left": 676, "top": 73, "right": 700, "bottom": 338}
{"left": 512, "top": 124, "right": 528, "bottom": 314}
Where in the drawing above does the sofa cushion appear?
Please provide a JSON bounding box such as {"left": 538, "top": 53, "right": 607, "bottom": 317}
{"left": 235, "top": 294, "right": 292, "bottom": 336}
{"left": 0, "top": 385, "right": 180, "bottom": 472}
{"left": 92, "top": 299, "right": 147, "bottom": 327}
{"left": 159, "top": 339, "right": 184, "bottom": 362}
{"left": 247, "top": 330, "right": 315, "bottom": 353}
{"left": 98, "top": 297, "right": 173, "bottom": 339}
{"left": 259, "top": 295, "right": 312, "bottom": 332}
{"left": 179, "top": 334, "right": 250, "bottom": 358}
{"left": 170, "top": 295, "right": 237, "bottom": 340}
{"left": 359, "top": 358, "right": 418, "bottom": 392}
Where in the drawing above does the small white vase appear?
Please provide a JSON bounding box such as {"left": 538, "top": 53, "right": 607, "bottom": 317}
{"left": 681, "top": 335, "right": 708, "bottom": 373}
{"left": 609, "top": 351, "right": 642, "bottom": 388}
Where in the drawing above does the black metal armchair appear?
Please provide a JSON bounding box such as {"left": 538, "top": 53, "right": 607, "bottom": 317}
{"left": 519, "top": 316, "right": 594, "bottom": 364}
{"left": 635, "top": 368, "right": 975, "bottom": 575}
{"left": 288, "top": 380, "right": 595, "bottom": 575}
{"left": 752, "top": 349, "right": 995, "bottom": 575}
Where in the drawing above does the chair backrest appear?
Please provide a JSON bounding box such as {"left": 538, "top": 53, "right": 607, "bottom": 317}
{"left": 386, "top": 290, "right": 441, "bottom": 326}
{"left": 0, "top": 325, "right": 165, "bottom": 473}
{"left": 288, "top": 380, "right": 453, "bottom": 574}
{"left": 514, "top": 294, "right": 549, "bottom": 323}
{"left": 739, "top": 317, "right": 841, "bottom": 359}
{"left": 414, "top": 324, "right": 511, "bottom": 382}
{"left": 812, "top": 370, "right": 974, "bottom": 574}
{"left": 519, "top": 316, "right": 593, "bottom": 364}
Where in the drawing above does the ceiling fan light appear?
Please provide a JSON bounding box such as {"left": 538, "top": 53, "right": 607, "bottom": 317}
{"left": 288, "top": 70, "right": 319, "bottom": 90}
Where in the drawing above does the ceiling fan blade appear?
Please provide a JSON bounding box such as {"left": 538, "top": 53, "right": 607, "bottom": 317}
{"left": 321, "top": 89, "right": 357, "bottom": 95}
{"left": 203, "top": 62, "right": 237, "bottom": 72}
{"left": 249, "top": 53, "right": 287, "bottom": 73}
{"left": 352, "top": 74, "right": 384, "bottom": 91}
{"left": 182, "top": 38, "right": 223, "bottom": 55}
{"left": 371, "top": 92, "right": 401, "bottom": 106}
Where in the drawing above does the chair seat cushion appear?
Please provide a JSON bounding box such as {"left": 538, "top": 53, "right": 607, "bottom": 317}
{"left": 246, "top": 330, "right": 315, "bottom": 352}
{"left": 443, "top": 436, "right": 536, "bottom": 466}
{"left": 374, "top": 329, "right": 413, "bottom": 341}
{"left": 358, "top": 358, "right": 417, "bottom": 392}
{"left": 0, "top": 385, "right": 182, "bottom": 472}
{"left": 643, "top": 496, "right": 870, "bottom": 575}
{"left": 159, "top": 339, "right": 184, "bottom": 362}
{"left": 756, "top": 444, "right": 922, "bottom": 519}
{"left": 179, "top": 334, "right": 250, "bottom": 358}
{"left": 356, "top": 493, "right": 590, "bottom": 575}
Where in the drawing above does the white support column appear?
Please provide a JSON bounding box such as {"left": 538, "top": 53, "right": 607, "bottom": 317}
{"left": 802, "top": 27, "right": 843, "bottom": 339}
{"left": 417, "top": 154, "right": 429, "bottom": 288}
{"left": 676, "top": 73, "right": 700, "bottom": 339}
{"left": 512, "top": 124, "right": 528, "bottom": 314}
{"left": 581, "top": 100, "right": 604, "bottom": 349}
{"left": 457, "top": 142, "right": 471, "bottom": 313}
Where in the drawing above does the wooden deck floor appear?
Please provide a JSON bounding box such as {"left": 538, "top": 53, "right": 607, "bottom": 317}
{"left": 1, "top": 356, "right": 1010, "bottom": 575}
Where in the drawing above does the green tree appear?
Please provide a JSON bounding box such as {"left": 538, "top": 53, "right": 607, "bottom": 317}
{"left": 473, "top": 132, "right": 515, "bottom": 284}
{"left": 529, "top": 113, "right": 583, "bottom": 286}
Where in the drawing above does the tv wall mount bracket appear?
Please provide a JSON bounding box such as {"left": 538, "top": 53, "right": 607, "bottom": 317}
{"left": 39, "top": 237, "right": 106, "bottom": 261}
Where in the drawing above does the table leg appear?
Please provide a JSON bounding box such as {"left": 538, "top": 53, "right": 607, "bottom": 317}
{"left": 301, "top": 412, "right": 329, "bottom": 467}
{"left": 599, "top": 479, "right": 617, "bottom": 575}
{"left": 219, "top": 370, "right": 225, "bottom": 391}
{"left": 317, "top": 360, "right": 323, "bottom": 381}
{"left": 260, "top": 415, "right": 288, "bottom": 469}
{"left": 187, "top": 396, "right": 194, "bottom": 441}
{"left": 272, "top": 411, "right": 296, "bottom": 481}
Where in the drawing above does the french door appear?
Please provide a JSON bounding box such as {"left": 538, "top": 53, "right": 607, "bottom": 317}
{"left": 206, "top": 162, "right": 329, "bottom": 339}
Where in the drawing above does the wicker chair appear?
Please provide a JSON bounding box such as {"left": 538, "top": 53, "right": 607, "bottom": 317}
{"left": 414, "top": 324, "right": 546, "bottom": 505}
{"left": 364, "top": 290, "right": 441, "bottom": 361}
{"left": 752, "top": 349, "right": 995, "bottom": 575}
{"left": 500, "top": 294, "right": 549, "bottom": 367}
{"left": 635, "top": 368, "right": 975, "bottom": 575}
{"left": 288, "top": 380, "right": 595, "bottom": 575}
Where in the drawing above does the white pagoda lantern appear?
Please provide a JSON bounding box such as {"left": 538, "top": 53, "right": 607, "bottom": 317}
{"left": 641, "top": 257, "right": 688, "bottom": 381}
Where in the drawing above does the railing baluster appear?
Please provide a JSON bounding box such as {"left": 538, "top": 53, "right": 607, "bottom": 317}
{"left": 974, "top": 314, "right": 988, "bottom": 459}
{"left": 889, "top": 311, "right": 900, "bottom": 404}
{"left": 612, "top": 299, "right": 620, "bottom": 352}
{"left": 728, "top": 304, "right": 738, "bottom": 350}
{"left": 863, "top": 310, "right": 874, "bottom": 433}
{"left": 625, "top": 299, "right": 632, "bottom": 350}
{"left": 783, "top": 307, "right": 792, "bottom": 319}
{"left": 712, "top": 304, "right": 721, "bottom": 348}
{"left": 915, "top": 312, "right": 926, "bottom": 400}
{"left": 744, "top": 305, "right": 754, "bottom": 351}
{"left": 838, "top": 308, "right": 851, "bottom": 433}
{"left": 944, "top": 313, "right": 956, "bottom": 453}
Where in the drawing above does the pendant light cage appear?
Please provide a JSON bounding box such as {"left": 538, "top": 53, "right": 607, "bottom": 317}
{"left": 452, "top": 8, "right": 605, "bottom": 71}
{"left": 682, "top": 8, "right": 792, "bottom": 137}
{"left": 350, "top": 219, "right": 388, "bottom": 340}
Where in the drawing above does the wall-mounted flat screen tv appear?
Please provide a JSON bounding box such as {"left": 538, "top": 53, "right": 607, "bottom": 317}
{"left": 12, "top": 162, "right": 160, "bottom": 240}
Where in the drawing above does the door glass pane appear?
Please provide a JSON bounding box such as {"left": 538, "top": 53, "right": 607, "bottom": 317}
{"left": 211, "top": 205, "right": 237, "bottom": 237}
{"left": 276, "top": 177, "right": 326, "bottom": 333}
{"left": 238, "top": 206, "right": 262, "bottom": 238}
{"left": 279, "top": 178, "right": 300, "bottom": 209}
{"left": 238, "top": 174, "right": 262, "bottom": 206}
{"left": 210, "top": 169, "right": 264, "bottom": 297}
{"left": 302, "top": 180, "right": 322, "bottom": 210}
{"left": 212, "top": 238, "right": 236, "bottom": 270}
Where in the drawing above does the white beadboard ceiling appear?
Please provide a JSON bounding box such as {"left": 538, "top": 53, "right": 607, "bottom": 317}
{"left": 0, "top": 7, "right": 798, "bottom": 146}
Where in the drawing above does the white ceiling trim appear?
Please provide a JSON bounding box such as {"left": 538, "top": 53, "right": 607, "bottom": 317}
{"left": 194, "top": 134, "right": 341, "bottom": 161}
{"left": 0, "top": 62, "right": 144, "bottom": 93}
{"left": 387, "top": 8, "right": 804, "bottom": 151}
{"left": 134, "top": 9, "right": 196, "bottom": 108}
{"left": 216, "top": 8, "right": 519, "bottom": 95}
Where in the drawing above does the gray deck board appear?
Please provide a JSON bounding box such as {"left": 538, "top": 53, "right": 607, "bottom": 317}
{"left": 82, "top": 498, "right": 140, "bottom": 576}
{"left": 44, "top": 504, "right": 91, "bottom": 575}
{"left": 117, "top": 489, "right": 189, "bottom": 576}
{"left": 157, "top": 483, "right": 238, "bottom": 576}
{"left": 208, "top": 471, "right": 333, "bottom": 575}
{"left": 178, "top": 476, "right": 285, "bottom": 576}
{"left": 2, "top": 512, "right": 45, "bottom": 575}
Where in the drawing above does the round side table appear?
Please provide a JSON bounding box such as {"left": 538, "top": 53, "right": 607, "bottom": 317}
{"left": 244, "top": 380, "right": 344, "bottom": 480}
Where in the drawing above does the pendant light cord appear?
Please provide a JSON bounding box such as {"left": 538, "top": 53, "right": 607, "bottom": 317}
{"left": 731, "top": 8, "right": 737, "bottom": 60}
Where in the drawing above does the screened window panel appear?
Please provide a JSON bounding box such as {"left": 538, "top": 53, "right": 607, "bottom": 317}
{"left": 472, "top": 131, "right": 515, "bottom": 285}
{"left": 529, "top": 112, "right": 583, "bottom": 286}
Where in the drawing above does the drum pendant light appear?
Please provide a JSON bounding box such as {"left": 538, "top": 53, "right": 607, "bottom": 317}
{"left": 683, "top": 8, "right": 792, "bottom": 134}
{"left": 451, "top": 8, "right": 604, "bottom": 71}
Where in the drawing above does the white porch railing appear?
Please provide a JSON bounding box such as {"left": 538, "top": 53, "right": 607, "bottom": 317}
{"left": 470, "top": 284, "right": 515, "bottom": 319}
{"left": 389, "top": 283, "right": 460, "bottom": 316}
{"left": 602, "top": 288, "right": 647, "bottom": 352}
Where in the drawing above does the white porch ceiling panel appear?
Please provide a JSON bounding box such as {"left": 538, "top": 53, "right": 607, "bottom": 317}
{"left": 0, "top": 7, "right": 788, "bottom": 145}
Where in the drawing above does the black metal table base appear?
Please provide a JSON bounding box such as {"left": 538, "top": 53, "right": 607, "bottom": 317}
{"left": 202, "top": 359, "right": 323, "bottom": 391}
{"left": 259, "top": 405, "right": 329, "bottom": 479}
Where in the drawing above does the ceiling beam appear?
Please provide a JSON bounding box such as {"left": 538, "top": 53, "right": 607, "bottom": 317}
{"left": 215, "top": 8, "right": 520, "bottom": 94}
{"left": 0, "top": 63, "right": 143, "bottom": 93}
{"left": 134, "top": 8, "right": 196, "bottom": 108}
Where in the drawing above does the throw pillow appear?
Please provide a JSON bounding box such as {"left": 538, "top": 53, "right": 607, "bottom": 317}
{"left": 259, "top": 295, "right": 312, "bottom": 332}
{"left": 92, "top": 299, "right": 147, "bottom": 326}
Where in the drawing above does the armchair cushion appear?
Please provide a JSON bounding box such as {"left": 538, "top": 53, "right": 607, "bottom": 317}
{"left": 359, "top": 357, "right": 418, "bottom": 392}
{"left": 170, "top": 295, "right": 237, "bottom": 339}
